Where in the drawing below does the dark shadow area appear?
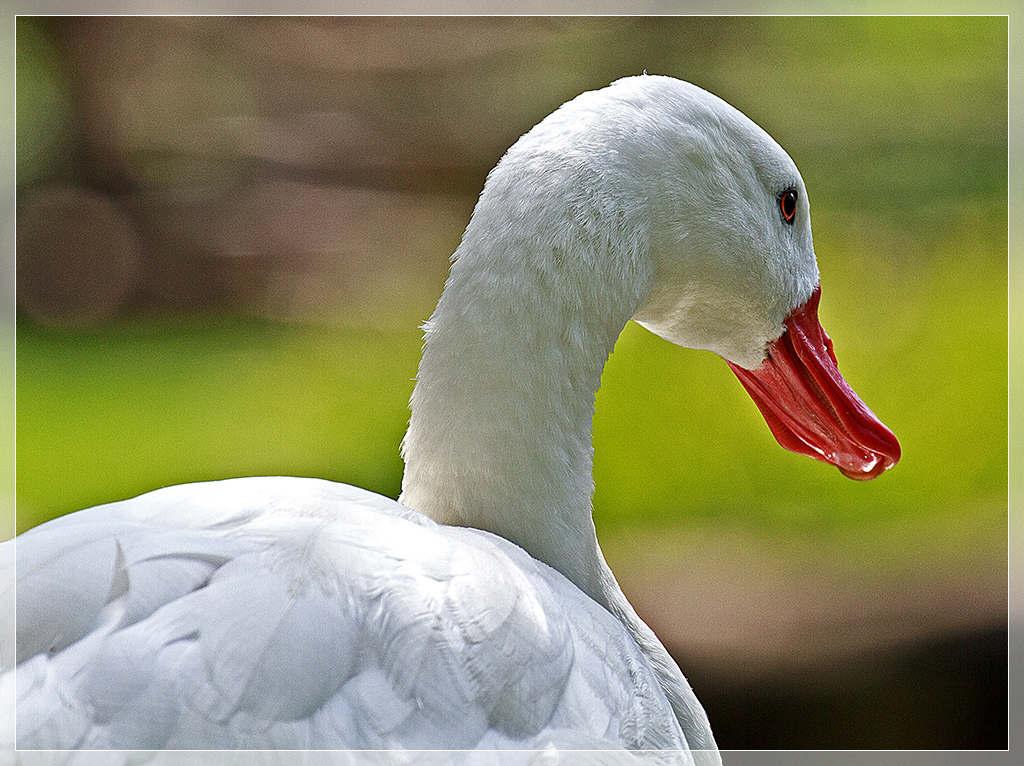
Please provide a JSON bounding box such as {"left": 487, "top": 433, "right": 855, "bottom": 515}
{"left": 679, "top": 625, "right": 1008, "bottom": 750}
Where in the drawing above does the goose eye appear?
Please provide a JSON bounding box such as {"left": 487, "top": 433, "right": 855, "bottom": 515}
{"left": 778, "top": 188, "right": 798, "bottom": 224}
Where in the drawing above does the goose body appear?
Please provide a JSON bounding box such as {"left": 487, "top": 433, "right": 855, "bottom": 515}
{"left": 3, "top": 75, "right": 900, "bottom": 760}
{"left": 7, "top": 478, "right": 688, "bottom": 753}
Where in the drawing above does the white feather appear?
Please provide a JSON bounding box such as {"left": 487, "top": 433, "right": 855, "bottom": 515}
{"left": 8, "top": 479, "right": 689, "bottom": 753}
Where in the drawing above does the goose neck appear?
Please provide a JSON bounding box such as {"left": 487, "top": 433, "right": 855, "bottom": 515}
{"left": 398, "top": 210, "right": 652, "bottom": 601}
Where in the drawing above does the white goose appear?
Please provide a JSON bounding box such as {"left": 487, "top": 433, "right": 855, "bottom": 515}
{"left": 2, "top": 75, "right": 900, "bottom": 761}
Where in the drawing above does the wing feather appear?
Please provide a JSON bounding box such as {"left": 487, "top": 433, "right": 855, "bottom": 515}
{"left": 7, "top": 477, "right": 687, "bottom": 752}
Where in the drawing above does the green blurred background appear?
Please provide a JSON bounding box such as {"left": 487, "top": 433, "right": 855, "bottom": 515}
{"left": 14, "top": 16, "right": 1007, "bottom": 750}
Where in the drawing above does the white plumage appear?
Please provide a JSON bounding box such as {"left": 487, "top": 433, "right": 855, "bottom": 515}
{"left": 8, "top": 478, "right": 682, "bottom": 752}
{"left": 3, "top": 75, "right": 900, "bottom": 763}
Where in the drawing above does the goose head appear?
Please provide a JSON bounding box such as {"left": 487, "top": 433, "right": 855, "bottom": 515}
{"left": 403, "top": 75, "right": 899, "bottom": 559}
{"left": 617, "top": 75, "right": 901, "bottom": 480}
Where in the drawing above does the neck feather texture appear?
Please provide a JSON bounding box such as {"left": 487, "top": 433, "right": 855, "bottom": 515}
{"left": 399, "top": 152, "right": 652, "bottom": 600}
{"left": 397, "top": 132, "right": 719, "bottom": 758}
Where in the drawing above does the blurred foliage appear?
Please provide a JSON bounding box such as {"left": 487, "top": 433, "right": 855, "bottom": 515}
{"left": 15, "top": 17, "right": 1007, "bottom": 580}
{"left": 15, "top": 16, "right": 70, "bottom": 188}
{"left": 16, "top": 318, "right": 416, "bottom": 529}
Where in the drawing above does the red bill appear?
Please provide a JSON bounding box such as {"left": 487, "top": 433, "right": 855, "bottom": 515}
{"left": 727, "top": 286, "right": 900, "bottom": 480}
